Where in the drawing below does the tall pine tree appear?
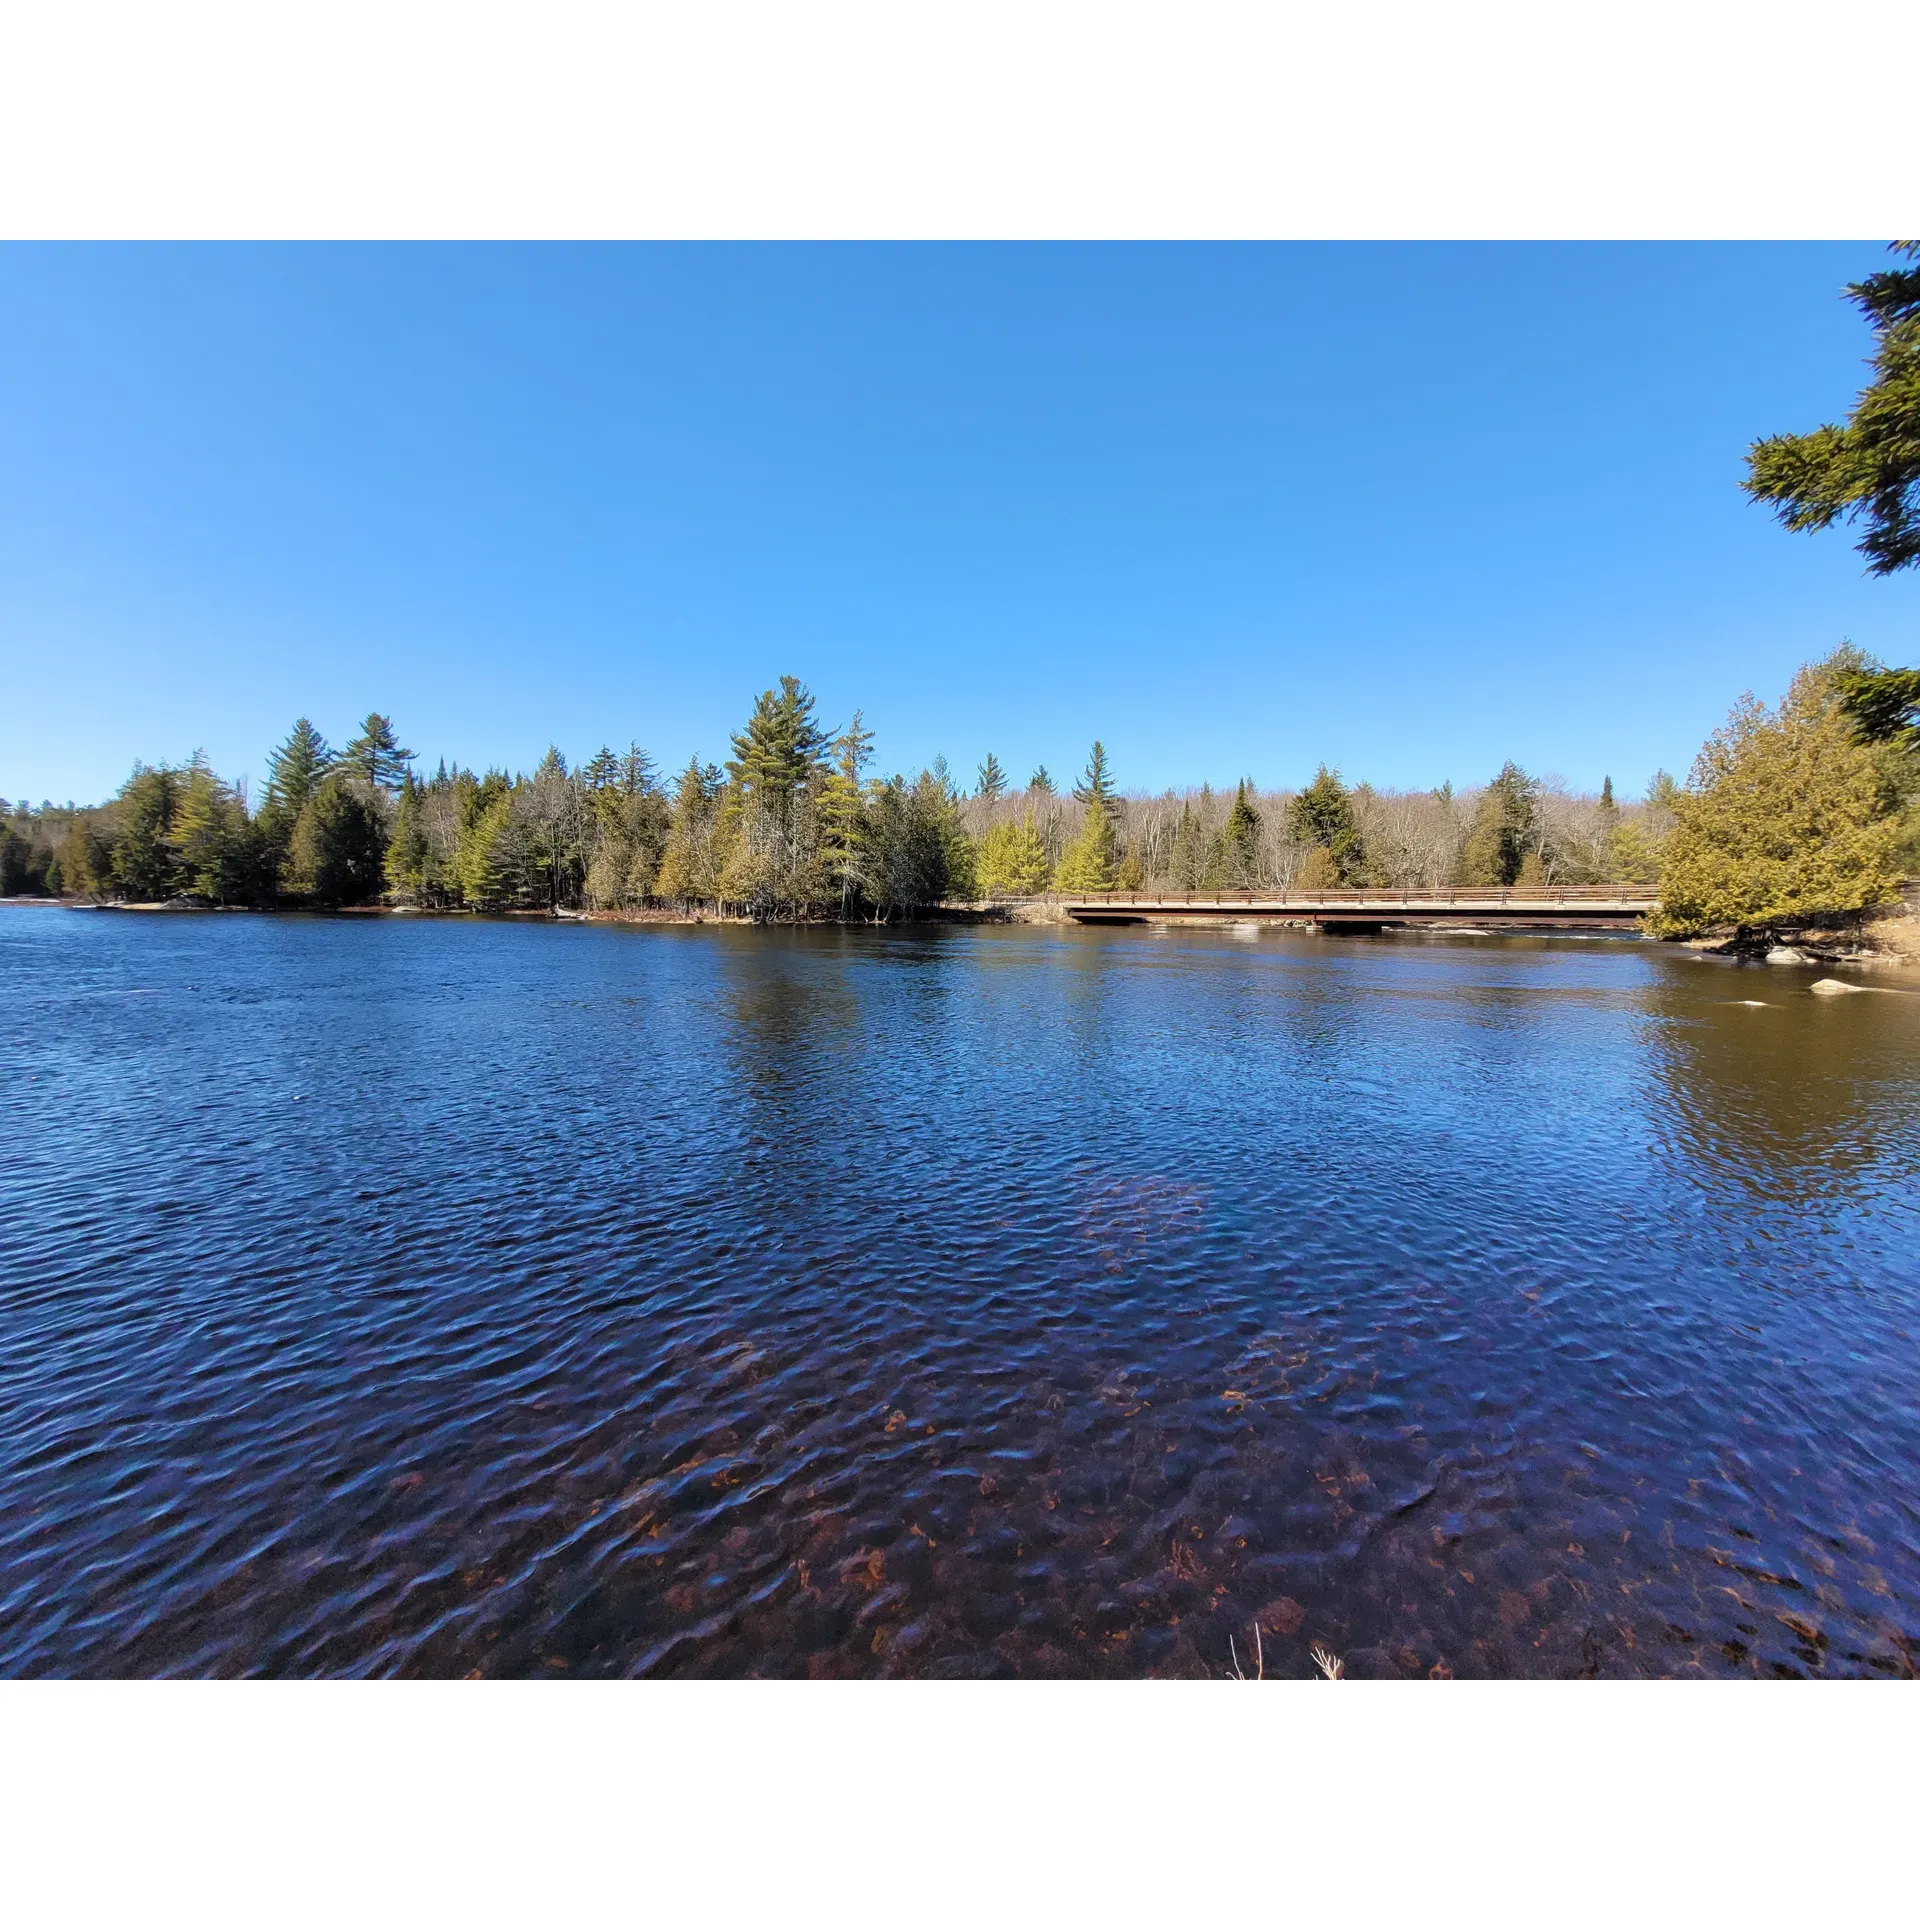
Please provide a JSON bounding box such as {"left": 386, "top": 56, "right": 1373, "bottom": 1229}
{"left": 1056, "top": 742, "right": 1119, "bottom": 891}
{"left": 342, "top": 714, "right": 415, "bottom": 792}
{"left": 726, "top": 677, "right": 828, "bottom": 813}
{"left": 264, "top": 719, "right": 334, "bottom": 815}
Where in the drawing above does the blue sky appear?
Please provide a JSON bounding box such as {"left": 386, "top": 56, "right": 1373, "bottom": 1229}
{"left": 2, "top": 243, "right": 1913, "bottom": 807}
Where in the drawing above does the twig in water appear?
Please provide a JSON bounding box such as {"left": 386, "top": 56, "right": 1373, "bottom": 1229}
{"left": 1311, "top": 1643, "right": 1345, "bottom": 1680}
{"left": 1228, "top": 1622, "right": 1265, "bottom": 1680}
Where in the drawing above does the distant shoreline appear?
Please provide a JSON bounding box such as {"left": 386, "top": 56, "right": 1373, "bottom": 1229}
{"left": 0, "top": 895, "right": 1021, "bottom": 927}
{"left": 9, "top": 889, "right": 1915, "bottom": 965}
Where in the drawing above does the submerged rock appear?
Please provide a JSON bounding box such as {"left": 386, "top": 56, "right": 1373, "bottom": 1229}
{"left": 1810, "top": 977, "right": 1867, "bottom": 995}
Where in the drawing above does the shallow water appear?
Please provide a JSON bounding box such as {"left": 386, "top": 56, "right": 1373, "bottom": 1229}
{"left": 3, "top": 907, "right": 1917, "bottom": 1678}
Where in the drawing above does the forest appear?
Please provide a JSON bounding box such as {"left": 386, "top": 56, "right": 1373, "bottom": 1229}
{"left": 0, "top": 678, "right": 1689, "bottom": 920}
{"left": 3, "top": 649, "right": 1913, "bottom": 934}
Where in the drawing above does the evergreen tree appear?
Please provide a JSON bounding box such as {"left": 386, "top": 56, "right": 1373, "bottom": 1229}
{"left": 1589, "top": 773, "right": 1624, "bottom": 880}
{"left": 580, "top": 742, "right": 666, "bottom": 909}
{"left": 863, "top": 778, "right": 912, "bottom": 916}
{"left": 1029, "top": 766, "right": 1054, "bottom": 793}
{"left": 976, "top": 752, "right": 1007, "bottom": 801}
{"left": 728, "top": 681, "right": 829, "bottom": 915}
{"left": 654, "top": 759, "right": 724, "bottom": 905}
{"left": 1832, "top": 653, "right": 1920, "bottom": 871}
{"left": 1052, "top": 742, "right": 1120, "bottom": 891}
{"left": 620, "top": 742, "right": 658, "bottom": 795}
{"left": 1055, "top": 809, "right": 1116, "bottom": 892}
{"left": 1457, "top": 763, "right": 1537, "bottom": 885}
{"left": 417, "top": 766, "right": 483, "bottom": 908}
{"left": 287, "top": 778, "right": 386, "bottom": 906}
{"left": 1286, "top": 766, "right": 1366, "bottom": 884}
{"left": 342, "top": 714, "right": 415, "bottom": 792}
{"left": 925, "top": 768, "right": 977, "bottom": 902}
{"left": 55, "top": 818, "right": 117, "bottom": 899}
{"left": 819, "top": 711, "right": 875, "bottom": 916}
{"left": 586, "top": 783, "right": 667, "bottom": 910}
{"left": 1054, "top": 808, "right": 1115, "bottom": 891}
{"left": 453, "top": 782, "right": 520, "bottom": 911}
{"left": 385, "top": 770, "right": 430, "bottom": 899}
{"left": 975, "top": 808, "right": 1050, "bottom": 895}
{"left": 1208, "top": 779, "right": 1261, "bottom": 888}
{"left": 263, "top": 719, "right": 334, "bottom": 816}
{"left": 865, "top": 773, "right": 959, "bottom": 916}
{"left": 168, "top": 757, "right": 261, "bottom": 904}
{"left": 718, "top": 678, "right": 831, "bottom": 920}
{"left": 260, "top": 720, "right": 338, "bottom": 889}
{"left": 112, "top": 764, "right": 185, "bottom": 901}
{"left": 1607, "top": 819, "right": 1665, "bottom": 885}
{"left": 1296, "top": 844, "right": 1343, "bottom": 888}
{"left": 1653, "top": 653, "right": 1905, "bottom": 936}
{"left": 1745, "top": 243, "right": 1920, "bottom": 575}
{"left": 1837, "top": 662, "right": 1920, "bottom": 749}
{"left": 1171, "top": 800, "right": 1207, "bottom": 889}
{"left": 726, "top": 677, "right": 828, "bottom": 812}
{"left": 1073, "top": 741, "right": 1118, "bottom": 818}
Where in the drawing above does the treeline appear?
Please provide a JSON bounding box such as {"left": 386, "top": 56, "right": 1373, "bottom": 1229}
{"left": 6, "top": 655, "right": 1912, "bottom": 931}
{"left": 0, "top": 689, "right": 979, "bottom": 918}
{"left": 1, "top": 677, "right": 1680, "bottom": 919}
{"left": 4, "top": 715, "right": 414, "bottom": 912}
{"left": 963, "top": 760, "right": 1673, "bottom": 895}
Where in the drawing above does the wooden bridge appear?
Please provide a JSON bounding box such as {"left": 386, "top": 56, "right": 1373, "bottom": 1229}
{"left": 1051, "top": 885, "right": 1660, "bottom": 931}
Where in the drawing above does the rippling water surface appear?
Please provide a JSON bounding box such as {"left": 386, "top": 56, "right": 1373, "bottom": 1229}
{"left": 4, "top": 907, "right": 1918, "bottom": 1678}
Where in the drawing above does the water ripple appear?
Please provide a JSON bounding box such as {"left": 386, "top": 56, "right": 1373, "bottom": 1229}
{"left": 2, "top": 911, "right": 1917, "bottom": 1678}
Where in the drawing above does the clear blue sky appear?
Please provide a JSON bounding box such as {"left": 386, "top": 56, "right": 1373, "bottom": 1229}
{"left": 2, "top": 243, "right": 1913, "bottom": 807}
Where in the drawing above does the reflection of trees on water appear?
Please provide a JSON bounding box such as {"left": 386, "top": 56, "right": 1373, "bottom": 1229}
{"left": 716, "top": 929, "right": 868, "bottom": 1165}
{"left": 713, "top": 925, "right": 1001, "bottom": 1223}
{"left": 1641, "top": 973, "right": 1920, "bottom": 1217}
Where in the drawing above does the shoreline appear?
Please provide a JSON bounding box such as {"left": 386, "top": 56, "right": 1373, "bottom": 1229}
{"left": 0, "top": 894, "right": 1022, "bottom": 929}
{"left": 1677, "top": 886, "right": 1920, "bottom": 970}
{"left": 8, "top": 890, "right": 1916, "bottom": 965}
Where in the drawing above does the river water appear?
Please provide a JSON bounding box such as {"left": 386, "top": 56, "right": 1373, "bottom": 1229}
{"left": 3, "top": 907, "right": 1917, "bottom": 1678}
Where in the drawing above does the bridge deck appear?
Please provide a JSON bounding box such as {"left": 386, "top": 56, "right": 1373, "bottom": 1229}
{"left": 1050, "top": 886, "right": 1658, "bottom": 928}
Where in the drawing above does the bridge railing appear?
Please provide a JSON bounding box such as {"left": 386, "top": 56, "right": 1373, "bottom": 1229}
{"left": 1005, "top": 885, "right": 1661, "bottom": 908}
